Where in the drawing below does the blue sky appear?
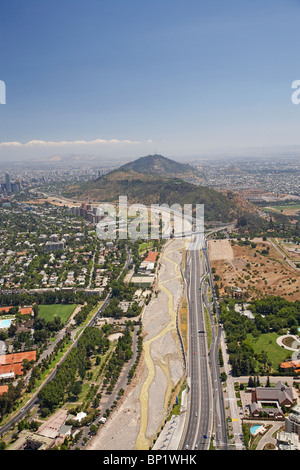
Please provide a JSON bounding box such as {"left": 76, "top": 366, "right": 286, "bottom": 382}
{"left": 1, "top": 0, "right": 300, "bottom": 162}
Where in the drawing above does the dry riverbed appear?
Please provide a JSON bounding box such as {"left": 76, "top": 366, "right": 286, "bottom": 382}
{"left": 87, "top": 238, "right": 186, "bottom": 450}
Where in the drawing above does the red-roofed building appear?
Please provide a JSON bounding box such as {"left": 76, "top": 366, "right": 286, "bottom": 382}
{"left": 279, "top": 360, "right": 300, "bottom": 374}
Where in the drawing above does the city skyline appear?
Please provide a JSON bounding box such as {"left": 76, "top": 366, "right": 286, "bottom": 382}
{"left": 1, "top": 0, "right": 300, "bottom": 162}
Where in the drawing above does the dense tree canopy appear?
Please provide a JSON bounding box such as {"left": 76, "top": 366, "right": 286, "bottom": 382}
{"left": 220, "top": 296, "right": 300, "bottom": 376}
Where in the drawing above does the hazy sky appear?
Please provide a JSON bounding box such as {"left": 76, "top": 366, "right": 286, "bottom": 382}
{"left": 1, "top": 0, "right": 300, "bottom": 162}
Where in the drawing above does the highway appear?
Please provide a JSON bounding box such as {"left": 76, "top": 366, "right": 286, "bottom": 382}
{"left": 202, "top": 238, "right": 228, "bottom": 450}
{"left": 182, "top": 234, "right": 211, "bottom": 450}
{"left": 182, "top": 232, "right": 228, "bottom": 450}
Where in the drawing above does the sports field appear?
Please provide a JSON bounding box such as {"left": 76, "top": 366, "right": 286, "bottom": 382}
{"left": 38, "top": 304, "right": 77, "bottom": 324}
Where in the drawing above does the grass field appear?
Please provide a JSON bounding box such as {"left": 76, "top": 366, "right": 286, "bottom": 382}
{"left": 138, "top": 241, "right": 154, "bottom": 254}
{"left": 247, "top": 332, "right": 291, "bottom": 372}
{"left": 264, "top": 203, "right": 300, "bottom": 215}
{"left": 38, "top": 304, "right": 77, "bottom": 324}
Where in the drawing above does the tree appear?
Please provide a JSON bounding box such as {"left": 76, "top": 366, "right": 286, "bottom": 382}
{"left": 90, "top": 424, "right": 97, "bottom": 435}
{"left": 248, "top": 377, "right": 255, "bottom": 388}
{"left": 33, "top": 304, "right": 39, "bottom": 317}
{"left": 68, "top": 381, "right": 82, "bottom": 400}
{"left": 220, "top": 372, "right": 227, "bottom": 382}
{"left": 0, "top": 440, "right": 6, "bottom": 450}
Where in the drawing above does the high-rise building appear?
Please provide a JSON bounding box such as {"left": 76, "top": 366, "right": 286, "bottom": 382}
{"left": 285, "top": 405, "right": 300, "bottom": 438}
{"left": 11, "top": 181, "right": 21, "bottom": 193}
{"left": 5, "top": 173, "right": 11, "bottom": 193}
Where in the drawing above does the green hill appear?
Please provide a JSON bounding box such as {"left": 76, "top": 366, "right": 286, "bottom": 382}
{"left": 114, "top": 154, "right": 204, "bottom": 182}
{"left": 63, "top": 155, "right": 240, "bottom": 222}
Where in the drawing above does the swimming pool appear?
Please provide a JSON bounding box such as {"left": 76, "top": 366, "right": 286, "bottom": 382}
{"left": 250, "top": 425, "right": 263, "bottom": 435}
{"left": 0, "top": 319, "right": 12, "bottom": 329}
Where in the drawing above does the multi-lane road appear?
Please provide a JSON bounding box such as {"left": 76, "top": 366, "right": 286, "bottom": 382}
{"left": 202, "top": 238, "right": 228, "bottom": 450}
{"left": 182, "top": 233, "right": 228, "bottom": 450}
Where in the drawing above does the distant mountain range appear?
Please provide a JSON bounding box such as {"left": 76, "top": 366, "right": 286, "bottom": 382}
{"left": 63, "top": 154, "right": 255, "bottom": 222}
